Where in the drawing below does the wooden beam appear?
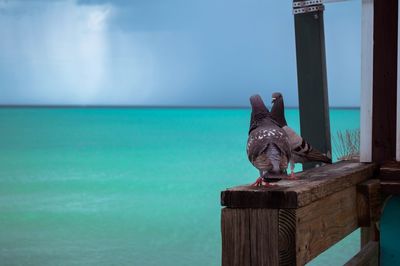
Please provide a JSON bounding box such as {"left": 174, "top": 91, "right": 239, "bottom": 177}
{"left": 221, "top": 162, "right": 375, "bottom": 209}
{"left": 357, "top": 179, "right": 381, "bottom": 249}
{"left": 344, "top": 241, "right": 379, "bottom": 266}
{"left": 356, "top": 179, "right": 381, "bottom": 227}
{"left": 221, "top": 187, "right": 361, "bottom": 266}
{"left": 293, "top": 0, "right": 331, "bottom": 169}
{"left": 381, "top": 181, "right": 400, "bottom": 195}
{"left": 296, "top": 186, "right": 359, "bottom": 265}
{"left": 380, "top": 161, "right": 400, "bottom": 180}
{"left": 360, "top": 0, "right": 374, "bottom": 162}
{"left": 379, "top": 161, "right": 400, "bottom": 194}
{"left": 220, "top": 162, "right": 380, "bottom": 265}
{"left": 372, "top": 0, "right": 398, "bottom": 163}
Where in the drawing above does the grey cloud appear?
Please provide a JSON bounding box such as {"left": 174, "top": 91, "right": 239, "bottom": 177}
{"left": 0, "top": 0, "right": 361, "bottom": 106}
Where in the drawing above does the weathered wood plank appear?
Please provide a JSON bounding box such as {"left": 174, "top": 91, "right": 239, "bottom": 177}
{"left": 249, "top": 209, "right": 279, "bottom": 266}
{"left": 344, "top": 241, "right": 379, "bottom": 266}
{"left": 221, "top": 162, "right": 375, "bottom": 208}
{"left": 379, "top": 162, "right": 400, "bottom": 194}
{"left": 221, "top": 208, "right": 279, "bottom": 266}
{"left": 357, "top": 179, "right": 381, "bottom": 226}
{"left": 221, "top": 186, "right": 298, "bottom": 209}
{"left": 381, "top": 180, "right": 400, "bottom": 195}
{"left": 296, "top": 187, "right": 358, "bottom": 265}
{"left": 295, "top": 163, "right": 375, "bottom": 207}
{"left": 380, "top": 161, "right": 400, "bottom": 180}
{"left": 221, "top": 208, "right": 250, "bottom": 266}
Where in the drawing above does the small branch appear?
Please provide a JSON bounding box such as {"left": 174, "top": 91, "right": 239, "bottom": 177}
{"left": 333, "top": 129, "right": 360, "bottom": 161}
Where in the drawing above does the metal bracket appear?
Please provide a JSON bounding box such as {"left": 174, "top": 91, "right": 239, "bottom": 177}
{"left": 293, "top": 5, "right": 325, "bottom": 15}
{"left": 293, "top": 0, "right": 324, "bottom": 15}
{"left": 293, "top": 0, "right": 323, "bottom": 8}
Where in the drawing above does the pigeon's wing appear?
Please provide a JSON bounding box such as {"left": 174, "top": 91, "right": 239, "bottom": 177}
{"left": 284, "top": 126, "right": 331, "bottom": 164}
{"left": 283, "top": 126, "right": 302, "bottom": 148}
{"left": 247, "top": 125, "right": 291, "bottom": 163}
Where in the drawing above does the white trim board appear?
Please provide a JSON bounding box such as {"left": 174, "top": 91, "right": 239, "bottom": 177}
{"left": 360, "top": 0, "right": 373, "bottom": 162}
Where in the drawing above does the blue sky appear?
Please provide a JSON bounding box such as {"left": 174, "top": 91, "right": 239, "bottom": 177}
{"left": 0, "top": 0, "right": 360, "bottom": 107}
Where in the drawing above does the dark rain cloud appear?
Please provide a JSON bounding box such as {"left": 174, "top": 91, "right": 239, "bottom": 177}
{"left": 0, "top": 0, "right": 361, "bottom": 106}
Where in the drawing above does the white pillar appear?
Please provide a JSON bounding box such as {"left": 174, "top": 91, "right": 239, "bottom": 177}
{"left": 360, "top": 0, "right": 374, "bottom": 162}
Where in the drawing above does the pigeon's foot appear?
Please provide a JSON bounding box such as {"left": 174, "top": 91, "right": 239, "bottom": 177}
{"left": 286, "top": 172, "right": 298, "bottom": 180}
{"left": 251, "top": 177, "right": 277, "bottom": 187}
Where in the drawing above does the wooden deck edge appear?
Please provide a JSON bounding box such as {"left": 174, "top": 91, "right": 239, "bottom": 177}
{"left": 221, "top": 162, "right": 376, "bottom": 209}
{"left": 296, "top": 163, "right": 376, "bottom": 207}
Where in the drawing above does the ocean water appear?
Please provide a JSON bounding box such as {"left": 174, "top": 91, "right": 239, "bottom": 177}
{"left": 0, "top": 108, "right": 360, "bottom": 266}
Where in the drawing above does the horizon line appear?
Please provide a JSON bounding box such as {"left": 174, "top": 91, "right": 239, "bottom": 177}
{"left": 0, "top": 104, "right": 360, "bottom": 109}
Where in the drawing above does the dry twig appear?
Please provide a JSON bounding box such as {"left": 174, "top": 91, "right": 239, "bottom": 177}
{"left": 333, "top": 128, "right": 360, "bottom": 161}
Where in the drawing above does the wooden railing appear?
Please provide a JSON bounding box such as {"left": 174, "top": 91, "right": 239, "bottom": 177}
{"left": 221, "top": 161, "right": 380, "bottom": 266}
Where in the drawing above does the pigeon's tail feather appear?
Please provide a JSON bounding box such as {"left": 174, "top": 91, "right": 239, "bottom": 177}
{"left": 304, "top": 149, "right": 332, "bottom": 164}
{"left": 265, "top": 143, "right": 288, "bottom": 174}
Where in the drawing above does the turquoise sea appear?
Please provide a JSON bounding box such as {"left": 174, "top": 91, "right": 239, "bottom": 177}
{"left": 0, "top": 108, "right": 360, "bottom": 266}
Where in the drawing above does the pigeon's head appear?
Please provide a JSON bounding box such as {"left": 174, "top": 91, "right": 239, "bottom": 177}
{"left": 249, "top": 95, "right": 271, "bottom": 133}
{"left": 271, "top": 92, "right": 287, "bottom": 127}
{"left": 271, "top": 92, "right": 283, "bottom": 104}
{"left": 250, "top": 94, "right": 269, "bottom": 116}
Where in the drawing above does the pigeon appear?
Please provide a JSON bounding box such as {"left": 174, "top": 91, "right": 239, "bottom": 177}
{"left": 270, "top": 92, "right": 332, "bottom": 175}
{"left": 247, "top": 95, "right": 292, "bottom": 187}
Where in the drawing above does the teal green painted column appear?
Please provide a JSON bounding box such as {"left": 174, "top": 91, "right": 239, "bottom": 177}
{"left": 293, "top": 0, "right": 331, "bottom": 169}
{"left": 381, "top": 196, "right": 400, "bottom": 265}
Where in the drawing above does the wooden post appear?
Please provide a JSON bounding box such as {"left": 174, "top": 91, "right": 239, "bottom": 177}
{"left": 221, "top": 162, "right": 376, "bottom": 265}
{"left": 357, "top": 179, "right": 381, "bottom": 228}
{"left": 397, "top": 0, "right": 400, "bottom": 162}
{"left": 357, "top": 179, "right": 381, "bottom": 248}
{"left": 371, "top": 0, "right": 398, "bottom": 163}
{"left": 293, "top": 0, "right": 331, "bottom": 169}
